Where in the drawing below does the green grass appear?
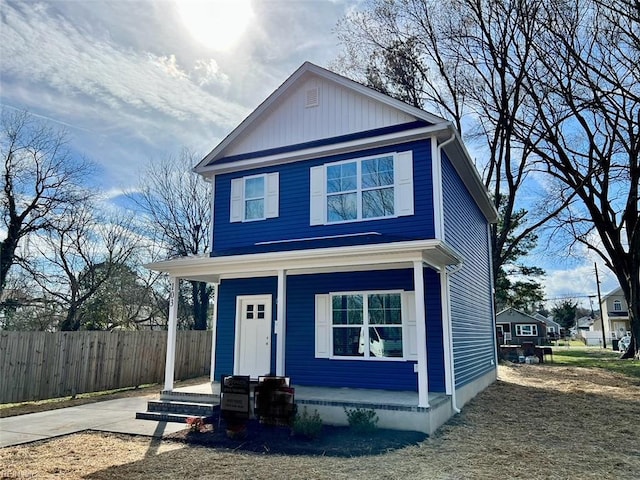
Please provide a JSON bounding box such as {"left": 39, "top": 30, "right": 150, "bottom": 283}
{"left": 552, "top": 347, "right": 640, "bottom": 379}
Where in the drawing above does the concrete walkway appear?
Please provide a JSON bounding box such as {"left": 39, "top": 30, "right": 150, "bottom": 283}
{"left": 0, "top": 396, "right": 187, "bottom": 448}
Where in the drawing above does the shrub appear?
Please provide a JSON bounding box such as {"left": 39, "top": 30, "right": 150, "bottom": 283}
{"left": 344, "top": 407, "right": 378, "bottom": 433}
{"left": 292, "top": 406, "right": 323, "bottom": 439}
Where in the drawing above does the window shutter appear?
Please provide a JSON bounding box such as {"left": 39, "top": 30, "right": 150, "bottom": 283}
{"left": 395, "top": 151, "right": 414, "bottom": 217}
{"left": 309, "top": 166, "right": 325, "bottom": 226}
{"left": 265, "top": 172, "right": 279, "bottom": 218}
{"left": 230, "top": 178, "right": 243, "bottom": 222}
{"left": 315, "top": 294, "right": 330, "bottom": 358}
{"left": 403, "top": 291, "right": 418, "bottom": 360}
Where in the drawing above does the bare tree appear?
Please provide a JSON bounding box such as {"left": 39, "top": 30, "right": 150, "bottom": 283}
{"left": 26, "top": 204, "right": 139, "bottom": 331}
{"left": 0, "top": 109, "right": 93, "bottom": 293}
{"left": 516, "top": 0, "right": 639, "bottom": 357}
{"left": 129, "top": 150, "right": 212, "bottom": 330}
{"left": 333, "top": 0, "right": 569, "bottom": 303}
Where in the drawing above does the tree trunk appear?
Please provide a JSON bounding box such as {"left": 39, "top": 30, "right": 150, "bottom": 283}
{"left": 0, "top": 233, "right": 20, "bottom": 293}
{"left": 191, "top": 280, "right": 209, "bottom": 331}
{"left": 620, "top": 272, "right": 640, "bottom": 360}
{"left": 59, "top": 303, "right": 80, "bottom": 331}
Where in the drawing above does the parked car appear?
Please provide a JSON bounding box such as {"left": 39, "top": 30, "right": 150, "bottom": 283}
{"left": 618, "top": 335, "right": 631, "bottom": 353}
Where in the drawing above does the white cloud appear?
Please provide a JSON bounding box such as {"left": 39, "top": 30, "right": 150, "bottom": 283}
{"left": 1, "top": 3, "right": 246, "bottom": 127}
{"left": 0, "top": 0, "right": 366, "bottom": 192}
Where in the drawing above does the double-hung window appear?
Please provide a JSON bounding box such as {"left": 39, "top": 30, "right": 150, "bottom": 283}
{"left": 613, "top": 300, "right": 622, "bottom": 312}
{"left": 230, "top": 172, "right": 279, "bottom": 222}
{"left": 326, "top": 156, "right": 395, "bottom": 222}
{"left": 244, "top": 176, "right": 265, "bottom": 220}
{"left": 310, "top": 151, "right": 414, "bottom": 225}
{"left": 315, "top": 291, "right": 417, "bottom": 361}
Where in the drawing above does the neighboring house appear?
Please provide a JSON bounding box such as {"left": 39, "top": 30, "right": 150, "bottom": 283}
{"left": 146, "top": 62, "right": 498, "bottom": 434}
{"left": 496, "top": 308, "right": 548, "bottom": 345}
{"left": 597, "top": 287, "right": 631, "bottom": 339}
{"left": 534, "top": 313, "right": 562, "bottom": 339}
{"left": 576, "top": 316, "right": 595, "bottom": 331}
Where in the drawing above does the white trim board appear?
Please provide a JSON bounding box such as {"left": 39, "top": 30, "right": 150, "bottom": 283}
{"left": 146, "top": 240, "right": 463, "bottom": 283}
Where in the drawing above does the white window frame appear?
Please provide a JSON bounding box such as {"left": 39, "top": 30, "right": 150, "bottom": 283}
{"left": 230, "top": 172, "right": 279, "bottom": 223}
{"left": 515, "top": 324, "right": 538, "bottom": 336}
{"left": 325, "top": 290, "right": 410, "bottom": 362}
{"left": 244, "top": 174, "right": 266, "bottom": 221}
{"left": 310, "top": 151, "right": 413, "bottom": 226}
{"left": 613, "top": 300, "right": 622, "bottom": 311}
{"left": 326, "top": 156, "right": 394, "bottom": 223}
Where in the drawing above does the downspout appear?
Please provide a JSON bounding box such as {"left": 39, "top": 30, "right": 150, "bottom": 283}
{"left": 436, "top": 127, "right": 461, "bottom": 413}
{"left": 432, "top": 128, "right": 456, "bottom": 239}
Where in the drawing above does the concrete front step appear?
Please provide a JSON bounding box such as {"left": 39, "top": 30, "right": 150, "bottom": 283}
{"left": 135, "top": 411, "right": 195, "bottom": 423}
{"left": 147, "top": 400, "right": 215, "bottom": 416}
{"left": 160, "top": 390, "right": 219, "bottom": 404}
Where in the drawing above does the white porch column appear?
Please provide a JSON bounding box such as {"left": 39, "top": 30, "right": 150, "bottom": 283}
{"left": 209, "top": 282, "right": 220, "bottom": 383}
{"left": 413, "top": 261, "right": 430, "bottom": 408}
{"left": 164, "top": 276, "right": 179, "bottom": 392}
{"left": 275, "top": 269, "right": 287, "bottom": 376}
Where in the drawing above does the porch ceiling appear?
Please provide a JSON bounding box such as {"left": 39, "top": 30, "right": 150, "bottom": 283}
{"left": 145, "top": 239, "right": 462, "bottom": 282}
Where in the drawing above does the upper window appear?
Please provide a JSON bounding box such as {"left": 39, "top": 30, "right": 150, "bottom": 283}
{"left": 310, "top": 151, "right": 414, "bottom": 225}
{"left": 515, "top": 324, "right": 538, "bottom": 336}
{"left": 244, "top": 176, "right": 265, "bottom": 220}
{"left": 326, "top": 156, "right": 395, "bottom": 222}
{"left": 230, "top": 173, "right": 279, "bottom": 223}
{"left": 613, "top": 300, "right": 622, "bottom": 311}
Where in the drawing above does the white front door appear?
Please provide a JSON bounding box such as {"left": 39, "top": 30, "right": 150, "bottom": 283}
{"left": 235, "top": 295, "right": 272, "bottom": 379}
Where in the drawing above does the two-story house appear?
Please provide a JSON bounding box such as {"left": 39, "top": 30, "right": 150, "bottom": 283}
{"left": 146, "top": 62, "right": 498, "bottom": 434}
{"left": 598, "top": 287, "right": 631, "bottom": 340}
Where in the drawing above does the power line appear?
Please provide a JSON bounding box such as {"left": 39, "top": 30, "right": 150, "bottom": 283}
{"left": 544, "top": 294, "right": 598, "bottom": 301}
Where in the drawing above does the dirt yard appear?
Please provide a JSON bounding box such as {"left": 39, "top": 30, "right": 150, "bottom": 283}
{"left": 1, "top": 363, "right": 639, "bottom": 479}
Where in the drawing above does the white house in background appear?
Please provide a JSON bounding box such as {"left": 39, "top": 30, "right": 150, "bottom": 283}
{"left": 596, "top": 287, "right": 631, "bottom": 339}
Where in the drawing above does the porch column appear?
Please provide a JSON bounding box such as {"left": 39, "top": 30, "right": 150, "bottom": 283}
{"left": 209, "top": 282, "right": 220, "bottom": 383}
{"left": 413, "top": 261, "right": 430, "bottom": 408}
{"left": 275, "top": 269, "right": 287, "bottom": 376}
{"left": 164, "top": 276, "right": 179, "bottom": 392}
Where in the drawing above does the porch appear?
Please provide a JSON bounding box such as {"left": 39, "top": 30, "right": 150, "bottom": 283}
{"left": 138, "top": 382, "right": 453, "bottom": 434}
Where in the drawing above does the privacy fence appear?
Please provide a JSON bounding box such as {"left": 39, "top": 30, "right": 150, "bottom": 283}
{"left": 0, "top": 330, "right": 211, "bottom": 404}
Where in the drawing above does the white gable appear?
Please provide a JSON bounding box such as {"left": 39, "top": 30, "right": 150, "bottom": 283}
{"left": 225, "top": 74, "right": 419, "bottom": 157}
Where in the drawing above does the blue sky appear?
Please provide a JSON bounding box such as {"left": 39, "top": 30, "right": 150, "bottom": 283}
{"left": 0, "top": 0, "right": 618, "bottom": 304}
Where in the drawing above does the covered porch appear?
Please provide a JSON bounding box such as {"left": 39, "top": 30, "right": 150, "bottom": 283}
{"left": 146, "top": 239, "right": 462, "bottom": 418}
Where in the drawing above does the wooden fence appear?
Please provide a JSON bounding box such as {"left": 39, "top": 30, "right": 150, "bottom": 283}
{"left": 0, "top": 330, "right": 211, "bottom": 404}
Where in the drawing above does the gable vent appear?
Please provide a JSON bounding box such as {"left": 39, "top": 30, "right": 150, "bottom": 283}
{"left": 305, "top": 87, "right": 319, "bottom": 108}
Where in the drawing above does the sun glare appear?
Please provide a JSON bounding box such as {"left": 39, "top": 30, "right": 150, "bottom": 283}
{"left": 176, "top": 0, "right": 253, "bottom": 51}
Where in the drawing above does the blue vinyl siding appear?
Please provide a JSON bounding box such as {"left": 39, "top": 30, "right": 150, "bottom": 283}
{"left": 441, "top": 154, "right": 496, "bottom": 388}
{"left": 214, "top": 269, "right": 445, "bottom": 392}
{"left": 424, "top": 267, "right": 445, "bottom": 391}
{"left": 212, "top": 140, "right": 435, "bottom": 255}
{"left": 213, "top": 277, "right": 278, "bottom": 381}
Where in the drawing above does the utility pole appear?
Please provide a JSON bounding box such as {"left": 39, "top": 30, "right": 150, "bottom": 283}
{"left": 594, "top": 262, "right": 606, "bottom": 348}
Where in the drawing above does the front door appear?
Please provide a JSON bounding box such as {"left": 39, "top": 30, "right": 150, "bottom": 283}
{"left": 235, "top": 295, "right": 272, "bottom": 379}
